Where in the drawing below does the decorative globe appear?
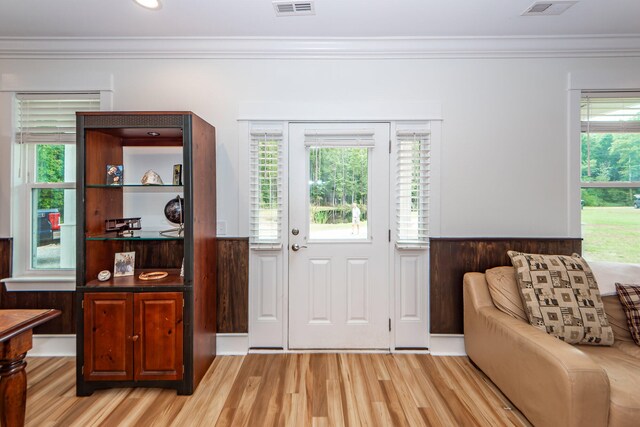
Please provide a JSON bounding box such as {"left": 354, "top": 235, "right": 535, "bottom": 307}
{"left": 164, "top": 196, "right": 184, "bottom": 225}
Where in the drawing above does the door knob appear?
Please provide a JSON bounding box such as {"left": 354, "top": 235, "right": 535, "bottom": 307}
{"left": 291, "top": 243, "right": 307, "bottom": 251}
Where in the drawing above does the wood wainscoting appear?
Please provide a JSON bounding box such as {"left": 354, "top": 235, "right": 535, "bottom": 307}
{"left": 430, "top": 237, "right": 582, "bottom": 335}
{"left": 3, "top": 236, "right": 582, "bottom": 338}
{"left": 0, "top": 237, "right": 249, "bottom": 335}
{"left": 216, "top": 237, "right": 249, "bottom": 333}
{"left": 0, "top": 238, "right": 75, "bottom": 334}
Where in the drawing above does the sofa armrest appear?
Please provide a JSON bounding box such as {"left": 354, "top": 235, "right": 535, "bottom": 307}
{"left": 463, "top": 272, "right": 610, "bottom": 427}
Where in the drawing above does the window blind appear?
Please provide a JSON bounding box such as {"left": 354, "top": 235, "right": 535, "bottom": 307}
{"left": 16, "top": 93, "right": 100, "bottom": 144}
{"left": 304, "top": 129, "right": 375, "bottom": 147}
{"left": 581, "top": 92, "right": 640, "bottom": 186}
{"left": 250, "top": 126, "right": 284, "bottom": 248}
{"left": 581, "top": 92, "right": 640, "bottom": 133}
{"left": 396, "top": 129, "right": 430, "bottom": 246}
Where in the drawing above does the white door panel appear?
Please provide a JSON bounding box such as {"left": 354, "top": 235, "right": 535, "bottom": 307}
{"left": 393, "top": 249, "right": 428, "bottom": 347}
{"left": 249, "top": 250, "right": 284, "bottom": 348}
{"left": 289, "top": 122, "right": 390, "bottom": 349}
{"left": 257, "top": 255, "right": 279, "bottom": 320}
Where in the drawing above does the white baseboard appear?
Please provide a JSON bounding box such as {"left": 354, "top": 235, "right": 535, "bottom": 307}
{"left": 429, "top": 334, "right": 466, "bottom": 356}
{"left": 31, "top": 334, "right": 75, "bottom": 357}
{"left": 216, "top": 333, "right": 248, "bottom": 355}
{"left": 29, "top": 333, "right": 250, "bottom": 357}
{"left": 28, "top": 333, "right": 459, "bottom": 357}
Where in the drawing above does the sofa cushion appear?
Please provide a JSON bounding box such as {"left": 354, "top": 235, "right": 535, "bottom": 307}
{"left": 603, "top": 295, "right": 635, "bottom": 343}
{"left": 589, "top": 261, "right": 640, "bottom": 296}
{"left": 615, "top": 283, "right": 640, "bottom": 346}
{"left": 614, "top": 340, "right": 640, "bottom": 359}
{"left": 508, "top": 251, "right": 614, "bottom": 345}
{"left": 485, "top": 266, "right": 527, "bottom": 322}
{"left": 578, "top": 345, "right": 640, "bottom": 426}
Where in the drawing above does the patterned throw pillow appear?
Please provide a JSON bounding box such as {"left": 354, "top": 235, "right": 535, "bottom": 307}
{"left": 615, "top": 283, "right": 640, "bottom": 346}
{"left": 507, "top": 251, "right": 614, "bottom": 345}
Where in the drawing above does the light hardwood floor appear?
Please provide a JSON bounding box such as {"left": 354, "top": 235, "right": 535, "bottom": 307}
{"left": 24, "top": 354, "right": 530, "bottom": 426}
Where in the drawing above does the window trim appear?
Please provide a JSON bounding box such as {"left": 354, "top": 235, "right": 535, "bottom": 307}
{"left": 567, "top": 70, "right": 640, "bottom": 237}
{"left": 573, "top": 89, "right": 640, "bottom": 263}
{"left": 0, "top": 73, "right": 112, "bottom": 290}
{"left": 1, "top": 90, "right": 109, "bottom": 290}
{"left": 13, "top": 93, "right": 99, "bottom": 277}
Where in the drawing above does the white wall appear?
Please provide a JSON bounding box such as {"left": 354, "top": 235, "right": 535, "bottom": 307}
{"left": 1, "top": 56, "right": 640, "bottom": 238}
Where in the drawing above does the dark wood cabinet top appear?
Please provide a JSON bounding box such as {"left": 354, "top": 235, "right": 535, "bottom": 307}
{"left": 82, "top": 269, "right": 184, "bottom": 290}
{"left": 76, "top": 111, "right": 195, "bottom": 116}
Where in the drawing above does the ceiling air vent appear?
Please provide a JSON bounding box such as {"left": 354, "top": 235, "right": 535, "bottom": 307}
{"left": 522, "top": 1, "right": 577, "bottom": 16}
{"left": 273, "top": 1, "right": 315, "bottom": 17}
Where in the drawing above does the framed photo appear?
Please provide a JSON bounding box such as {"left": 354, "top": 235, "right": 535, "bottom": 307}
{"left": 106, "top": 164, "right": 124, "bottom": 185}
{"left": 113, "top": 251, "right": 135, "bottom": 277}
{"left": 173, "top": 164, "right": 182, "bottom": 185}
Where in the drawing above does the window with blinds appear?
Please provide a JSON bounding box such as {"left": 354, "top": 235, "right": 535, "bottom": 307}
{"left": 580, "top": 92, "right": 640, "bottom": 263}
{"left": 396, "top": 128, "right": 430, "bottom": 246}
{"left": 16, "top": 93, "right": 100, "bottom": 144}
{"left": 14, "top": 92, "right": 100, "bottom": 270}
{"left": 250, "top": 126, "right": 283, "bottom": 248}
{"left": 581, "top": 93, "right": 640, "bottom": 186}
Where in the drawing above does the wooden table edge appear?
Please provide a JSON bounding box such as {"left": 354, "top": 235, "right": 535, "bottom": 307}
{"left": 0, "top": 310, "right": 61, "bottom": 343}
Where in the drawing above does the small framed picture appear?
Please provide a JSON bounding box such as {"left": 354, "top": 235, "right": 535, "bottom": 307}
{"left": 113, "top": 252, "right": 135, "bottom": 277}
{"left": 173, "top": 164, "right": 182, "bottom": 185}
{"left": 107, "top": 164, "right": 124, "bottom": 185}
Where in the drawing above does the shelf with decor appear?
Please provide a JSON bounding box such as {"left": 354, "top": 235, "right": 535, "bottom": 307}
{"left": 85, "top": 231, "right": 184, "bottom": 241}
{"left": 75, "top": 111, "right": 216, "bottom": 397}
{"left": 84, "top": 268, "right": 184, "bottom": 291}
{"left": 86, "top": 184, "right": 184, "bottom": 193}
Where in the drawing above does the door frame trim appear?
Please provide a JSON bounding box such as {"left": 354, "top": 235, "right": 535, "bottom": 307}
{"left": 240, "top": 102, "right": 442, "bottom": 352}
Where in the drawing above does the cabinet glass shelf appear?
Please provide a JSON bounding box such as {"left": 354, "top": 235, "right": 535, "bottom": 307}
{"left": 86, "top": 231, "right": 184, "bottom": 241}
{"left": 86, "top": 184, "right": 183, "bottom": 193}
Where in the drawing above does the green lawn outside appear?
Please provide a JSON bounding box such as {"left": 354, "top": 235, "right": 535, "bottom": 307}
{"left": 582, "top": 207, "right": 640, "bottom": 263}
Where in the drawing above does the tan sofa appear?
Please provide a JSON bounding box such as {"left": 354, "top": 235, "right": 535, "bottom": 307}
{"left": 464, "top": 270, "right": 640, "bottom": 427}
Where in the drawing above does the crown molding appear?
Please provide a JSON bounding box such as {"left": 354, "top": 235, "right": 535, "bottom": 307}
{"left": 0, "top": 35, "right": 639, "bottom": 59}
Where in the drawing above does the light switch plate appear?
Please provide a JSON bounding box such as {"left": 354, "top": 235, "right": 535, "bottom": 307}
{"left": 216, "top": 220, "right": 227, "bottom": 236}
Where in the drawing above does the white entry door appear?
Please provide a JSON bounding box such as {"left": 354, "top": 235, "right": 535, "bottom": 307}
{"left": 288, "top": 122, "right": 390, "bottom": 349}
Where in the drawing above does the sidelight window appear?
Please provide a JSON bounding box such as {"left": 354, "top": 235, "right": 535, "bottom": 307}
{"left": 395, "top": 127, "right": 430, "bottom": 246}
{"left": 249, "top": 125, "right": 284, "bottom": 248}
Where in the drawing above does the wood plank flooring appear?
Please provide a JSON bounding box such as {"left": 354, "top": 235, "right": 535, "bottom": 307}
{"left": 23, "top": 354, "right": 530, "bottom": 426}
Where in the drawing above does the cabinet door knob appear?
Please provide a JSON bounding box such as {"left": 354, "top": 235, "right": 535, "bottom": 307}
{"left": 131, "top": 335, "right": 139, "bottom": 342}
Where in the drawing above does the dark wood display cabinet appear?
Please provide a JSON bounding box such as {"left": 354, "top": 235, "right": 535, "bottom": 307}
{"left": 75, "top": 112, "right": 216, "bottom": 396}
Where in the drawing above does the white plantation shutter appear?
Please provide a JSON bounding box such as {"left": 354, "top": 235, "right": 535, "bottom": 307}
{"left": 396, "top": 128, "right": 430, "bottom": 246}
{"left": 16, "top": 93, "right": 100, "bottom": 144}
{"left": 250, "top": 126, "right": 284, "bottom": 248}
{"left": 581, "top": 93, "right": 640, "bottom": 133}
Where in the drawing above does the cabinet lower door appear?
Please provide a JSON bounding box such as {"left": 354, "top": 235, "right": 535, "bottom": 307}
{"left": 134, "top": 292, "right": 184, "bottom": 381}
{"left": 84, "top": 293, "right": 134, "bottom": 381}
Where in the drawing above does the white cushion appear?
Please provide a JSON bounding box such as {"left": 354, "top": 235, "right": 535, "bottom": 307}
{"left": 587, "top": 260, "right": 640, "bottom": 296}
